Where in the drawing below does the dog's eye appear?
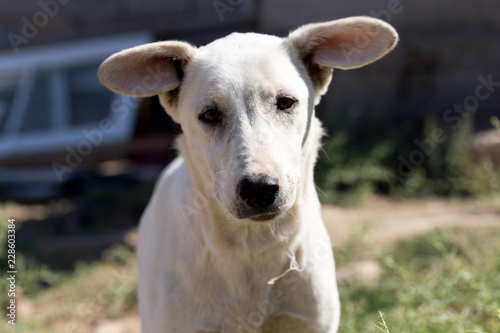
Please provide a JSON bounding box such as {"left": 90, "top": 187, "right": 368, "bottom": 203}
{"left": 199, "top": 108, "right": 220, "bottom": 123}
{"left": 277, "top": 97, "right": 296, "bottom": 111}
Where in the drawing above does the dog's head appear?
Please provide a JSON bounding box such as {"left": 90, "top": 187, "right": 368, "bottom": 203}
{"left": 99, "top": 17, "right": 397, "bottom": 222}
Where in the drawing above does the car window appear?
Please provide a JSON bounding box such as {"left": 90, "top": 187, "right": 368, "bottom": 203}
{"left": 19, "top": 70, "right": 52, "bottom": 133}
{"left": 0, "top": 72, "right": 21, "bottom": 135}
{"left": 68, "top": 64, "right": 113, "bottom": 125}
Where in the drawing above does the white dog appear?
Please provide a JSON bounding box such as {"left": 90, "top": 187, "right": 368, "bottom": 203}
{"left": 99, "top": 16, "right": 397, "bottom": 333}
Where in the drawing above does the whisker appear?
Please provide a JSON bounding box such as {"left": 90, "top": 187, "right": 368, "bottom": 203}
{"left": 258, "top": 229, "right": 268, "bottom": 242}
{"left": 268, "top": 220, "right": 277, "bottom": 239}
{"left": 320, "top": 144, "right": 330, "bottom": 161}
{"left": 215, "top": 168, "right": 230, "bottom": 176}
{"left": 315, "top": 185, "right": 326, "bottom": 196}
{"left": 285, "top": 208, "right": 296, "bottom": 220}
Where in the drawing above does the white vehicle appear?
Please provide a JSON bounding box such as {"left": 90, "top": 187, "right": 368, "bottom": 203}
{"left": 0, "top": 33, "right": 154, "bottom": 201}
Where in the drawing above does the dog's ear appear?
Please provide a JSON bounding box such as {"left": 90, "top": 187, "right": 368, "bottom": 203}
{"left": 287, "top": 16, "right": 398, "bottom": 98}
{"left": 98, "top": 40, "right": 197, "bottom": 100}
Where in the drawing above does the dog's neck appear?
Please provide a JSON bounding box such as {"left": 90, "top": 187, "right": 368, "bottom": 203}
{"left": 175, "top": 116, "right": 323, "bottom": 255}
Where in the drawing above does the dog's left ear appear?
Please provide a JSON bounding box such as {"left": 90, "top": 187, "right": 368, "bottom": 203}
{"left": 287, "top": 16, "right": 398, "bottom": 98}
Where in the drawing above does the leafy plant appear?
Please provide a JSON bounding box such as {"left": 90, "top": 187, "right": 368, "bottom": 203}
{"left": 339, "top": 228, "right": 500, "bottom": 333}
{"left": 315, "top": 111, "right": 500, "bottom": 203}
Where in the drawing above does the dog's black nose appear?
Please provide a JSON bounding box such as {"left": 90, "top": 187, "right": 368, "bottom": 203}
{"left": 238, "top": 174, "right": 279, "bottom": 208}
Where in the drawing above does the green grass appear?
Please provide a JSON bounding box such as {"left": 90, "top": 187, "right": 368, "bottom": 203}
{"left": 0, "top": 202, "right": 138, "bottom": 332}
{"left": 1, "top": 245, "right": 138, "bottom": 332}
{"left": 338, "top": 228, "right": 500, "bottom": 333}
{"left": 375, "top": 312, "right": 392, "bottom": 333}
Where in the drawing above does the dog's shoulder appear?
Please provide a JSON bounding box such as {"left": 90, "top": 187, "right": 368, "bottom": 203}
{"left": 139, "top": 156, "right": 189, "bottom": 231}
{"left": 154, "top": 156, "right": 189, "bottom": 197}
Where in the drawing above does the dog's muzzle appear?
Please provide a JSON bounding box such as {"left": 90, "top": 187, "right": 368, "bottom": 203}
{"left": 237, "top": 173, "right": 282, "bottom": 221}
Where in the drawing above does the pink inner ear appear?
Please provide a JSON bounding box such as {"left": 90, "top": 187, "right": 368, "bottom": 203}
{"left": 108, "top": 55, "right": 181, "bottom": 97}
{"left": 312, "top": 25, "right": 388, "bottom": 69}
{"left": 99, "top": 40, "right": 197, "bottom": 97}
{"left": 136, "top": 56, "right": 180, "bottom": 92}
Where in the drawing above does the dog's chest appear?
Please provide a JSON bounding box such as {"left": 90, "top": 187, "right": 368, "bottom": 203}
{"left": 185, "top": 270, "right": 324, "bottom": 333}
{"left": 190, "top": 283, "right": 287, "bottom": 333}
{"left": 178, "top": 254, "right": 297, "bottom": 331}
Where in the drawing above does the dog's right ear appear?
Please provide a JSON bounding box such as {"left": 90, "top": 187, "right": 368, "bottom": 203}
{"left": 98, "top": 41, "right": 197, "bottom": 118}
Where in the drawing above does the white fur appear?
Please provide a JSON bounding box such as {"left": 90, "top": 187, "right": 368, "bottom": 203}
{"left": 99, "top": 16, "right": 398, "bottom": 333}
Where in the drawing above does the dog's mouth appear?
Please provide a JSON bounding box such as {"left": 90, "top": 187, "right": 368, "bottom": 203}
{"left": 250, "top": 212, "right": 280, "bottom": 222}
{"left": 235, "top": 198, "right": 287, "bottom": 222}
{"left": 232, "top": 202, "right": 286, "bottom": 221}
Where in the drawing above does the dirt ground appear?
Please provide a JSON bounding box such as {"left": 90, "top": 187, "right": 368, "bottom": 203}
{"left": 322, "top": 196, "right": 500, "bottom": 248}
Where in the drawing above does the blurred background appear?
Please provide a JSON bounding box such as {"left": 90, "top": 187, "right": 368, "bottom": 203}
{"left": 0, "top": 1, "right": 499, "bottom": 332}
